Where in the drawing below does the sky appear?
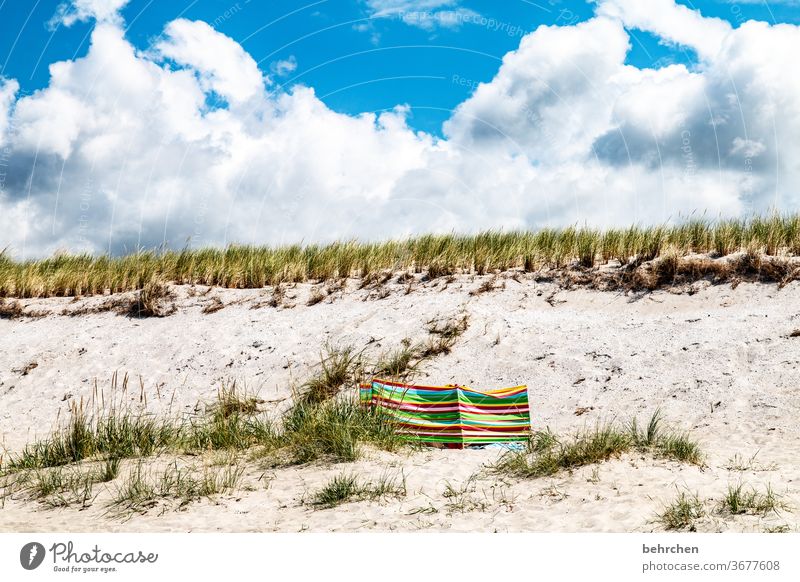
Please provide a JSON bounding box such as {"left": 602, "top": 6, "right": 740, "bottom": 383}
{"left": 0, "top": 0, "right": 799, "bottom": 257}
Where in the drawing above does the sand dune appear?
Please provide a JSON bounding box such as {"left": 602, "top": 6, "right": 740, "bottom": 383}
{"left": 1, "top": 274, "right": 798, "bottom": 532}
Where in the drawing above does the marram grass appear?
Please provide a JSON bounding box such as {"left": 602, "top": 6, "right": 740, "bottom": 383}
{"left": 4, "top": 214, "right": 800, "bottom": 298}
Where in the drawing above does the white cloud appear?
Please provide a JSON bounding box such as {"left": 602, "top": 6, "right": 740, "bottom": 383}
{"left": 0, "top": 0, "right": 798, "bottom": 258}
{"left": 0, "top": 77, "right": 19, "bottom": 146}
{"left": 270, "top": 56, "right": 297, "bottom": 77}
{"left": 156, "top": 19, "right": 265, "bottom": 106}
{"left": 50, "top": 0, "right": 130, "bottom": 28}
{"left": 595, "top": 0, "right": 732, "bottom": 59}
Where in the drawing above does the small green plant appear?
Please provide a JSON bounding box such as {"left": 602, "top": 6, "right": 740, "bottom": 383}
{"left": 442, "top": 473, "right": 487, "bottom": 513}
{"left": 186, "top": 383, "right": 275, "bottom": 451}
{"left": 309, "top": 472, "right": 406, "bottom": 508}
{"left": 373, "top": 341, "right": 420, "bottom": 380}
{"left": 98, "top": 457, "right": 121, "bottom": 482}
{"left": 300, "top": 345, "right": 362, "bottom": 405}
{"left": 493, "top": 412, "right": 703, "bottom": 480}
{"left": 109, "top": 460, "right": 244, "bottom": 516}
{"left": 658, "top": 491, "right": 705, "bottom": 530}
{"left": 719, "top": 483, "right": 787, "bottom": 516}
{"left": 7, "top": 402, "right": 181, "bottom": 470}
{"left": 309, "top": 473, "right": 360, "bottom": 508}
{"left": 277, "top": 398, "right": 402, "bottom": 465}
{"left": 493, "top": 425, "right": 632, "bottom": 479}
{"left": 630, "top": 410, "right": 703, "bottom": 465}
{"left": 6, "top": 464, "right": 101, "bottom": 509}
{"left": 107, "top": 462, "right": 157, "bottom": 515}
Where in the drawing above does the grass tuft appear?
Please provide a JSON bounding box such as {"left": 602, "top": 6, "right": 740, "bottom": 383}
{"left": 493, "top": 411, "right": 702, "bottom": 479}
{"left": 309, "top": 471, "right": 406, "bottom": 508}
{"left": 128, "top": 279, "right": 176, "bottom": 318}
{"left": 658, "top": 491, "right": 705, "bottom": 530}
{"left": 299, "top": 345, "right": 362, "bottom": 405}
{"left": 719, "top": 483, "right": 787, "bottom": 516}
{"left": 373, "top": 340, "right": 420, "bottom": 380}
{"left": 277, "top": 398, "right": 402, "bottom": 465}
{"left": 109, "top": 460, "right": 244, "bottom": 516}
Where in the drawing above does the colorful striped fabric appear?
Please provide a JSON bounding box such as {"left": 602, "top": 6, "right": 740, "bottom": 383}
{"left": 360, "top": 378, "right": 530, "bottom": 448}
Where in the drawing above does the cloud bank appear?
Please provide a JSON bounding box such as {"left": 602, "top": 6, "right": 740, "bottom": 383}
{"left": 1, "top": 0, "right": 798, "bottom": 257}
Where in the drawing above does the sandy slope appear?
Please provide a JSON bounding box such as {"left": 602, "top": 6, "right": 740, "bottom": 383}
{"left": 1, "top": 274, "right": 799, "bottom": 532}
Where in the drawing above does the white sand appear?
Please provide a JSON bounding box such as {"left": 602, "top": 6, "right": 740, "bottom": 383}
{"left": 1, "top": 275, "right": 799, "bottom": 532}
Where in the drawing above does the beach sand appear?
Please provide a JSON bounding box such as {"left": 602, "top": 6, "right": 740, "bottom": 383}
{"left": 1, "top": 274, "right": 798, "bottom": 532}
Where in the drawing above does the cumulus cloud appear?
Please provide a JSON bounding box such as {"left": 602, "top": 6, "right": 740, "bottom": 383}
{"left": 0, "top": 77, "right": 19, "bottom": 144}
{"left": 595, "top": 0, "right": 731, "bottom": 59}
{"left": 270, "top": 56, "right": 298, "bottom": 78}
{"left": 0, "top": 0, "right": 798, "bottom": 258}
{"left": 50, "top": 0, "right": 130, "bottom": 28}
{"left": 156, "top": 19, "right": 266, "bottom": 105}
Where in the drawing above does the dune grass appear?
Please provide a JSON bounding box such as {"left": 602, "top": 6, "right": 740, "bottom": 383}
{"left": 493, "top": 410, "right": 703, "bottom": 479}
{"left": 0, "top": 381, "right": 403, "bottom": 512}
{"left": 657, "top": 483, "right": 790, "bottom": 530}
{"left": 1, "top": 342, "right": 408, "bottom": 480}
{"left": 3, "top": 214, "right": 800, "bottom": 298}
{"left": 657, "top": 491, "right": 706, "bottom": 530}
{"left": 108, "top": 459, "right": 245, "bottom": 516}
{"left": 299, "top": 345, "right": 363, "bottom": 405}
{"left": 369, "top": 314, "right": 470, "bottom": 381}
{"left": 309, "top": 471, "right": 406, "bottom": 508}
{"left": 3, "top": 326, "right": 467, "bottom": 484}
{"left": 2, "top": 384, "right": 400, "bottom": 474}
{"left": 6, "top": 401, "right": 181, "bottom": 471}
{"left": 719, "top": 483, "right": 787, "bottom": 516}
{"left": 0, "top": 324, "right": 471, "bottom": 514}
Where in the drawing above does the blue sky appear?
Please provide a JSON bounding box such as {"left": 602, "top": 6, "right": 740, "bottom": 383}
{"left": 1, "top": 0, "right": 797, "bottom": 136}
{"left": 1, "top": 0, "right": 800, "bottom": 257}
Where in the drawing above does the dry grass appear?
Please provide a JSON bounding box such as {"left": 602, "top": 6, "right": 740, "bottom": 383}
{"left": 0, "top": 298, "right": 25, "bottom": 319}
{"left": 3, "top": 214, "right": 800, "bottom": 298}
{"left": 201, "top": 296, "right": 224, "bottom": 314}
{"left": 306, "top": 286, "right": 326, "bottom": 306}
{"left": 469, "top": 276, "right": 498, "bottom": 296}
{"left": 0, "top": 298, "right": 47, "bottom": 319}
{"left": 128, "top": 279, "right": 176, "bottom": 318}
{"left": 13, "top": 361, "right": 38, "bottom": 376}
{"left": 418, "top": 314, "right": 470, "bottom": 357}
